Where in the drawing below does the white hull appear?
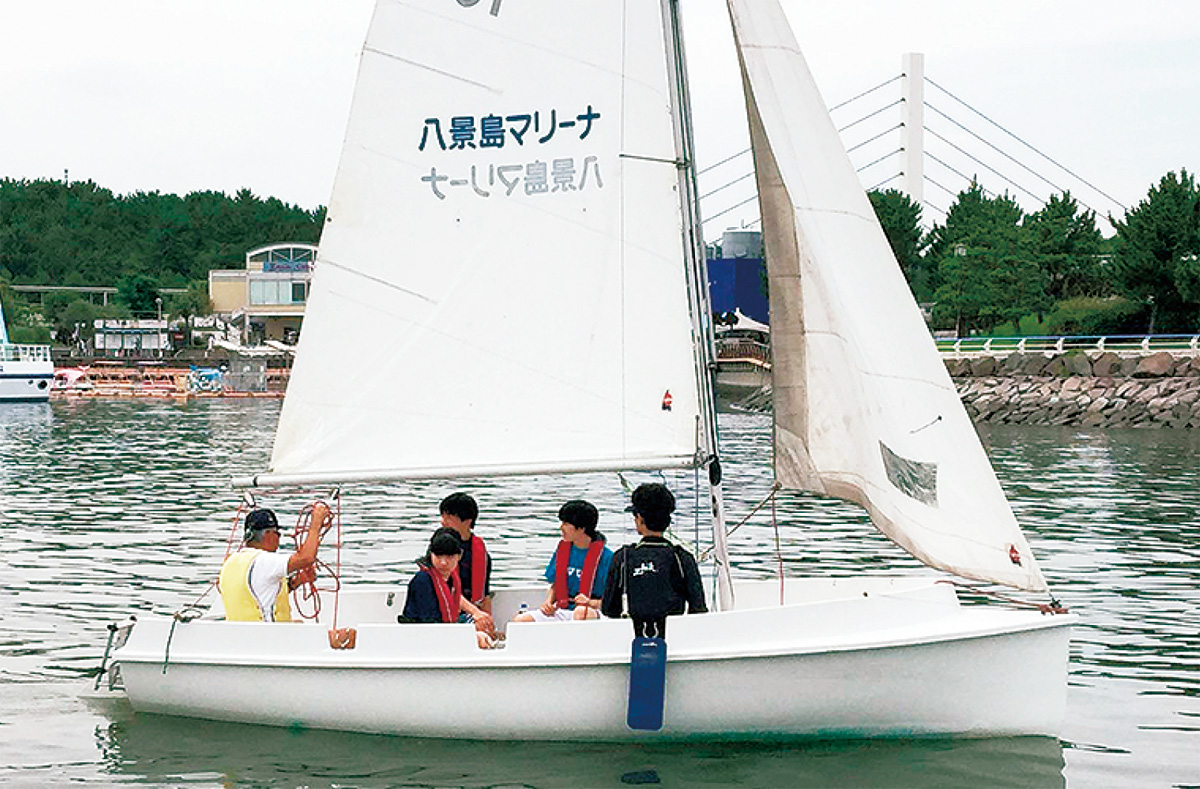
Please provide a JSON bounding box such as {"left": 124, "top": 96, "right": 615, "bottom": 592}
{"left": 113, "top": 578, "right": 1073, "bottom": 740}
{"left": 714, "top": 362, "right": 771, "bottom": 405}
{"left": 0, "top": 351, "right": 53, "bottom": 403}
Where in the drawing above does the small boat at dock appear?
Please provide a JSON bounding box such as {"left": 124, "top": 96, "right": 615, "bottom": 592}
{"left": 1, "top": 301, "right": 53, "bottom": 403}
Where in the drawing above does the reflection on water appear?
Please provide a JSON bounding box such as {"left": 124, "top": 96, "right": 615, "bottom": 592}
{"left": 81, "top": 706, "right": 1064, "bottom": 789}
{"left": 1, "top": 402, "right": 1198, "bottom": 786}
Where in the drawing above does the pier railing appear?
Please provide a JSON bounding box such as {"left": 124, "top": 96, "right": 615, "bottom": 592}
{"left": 936, "top": 334, "right": 1200, "bottom": 358}
{"left": 0, "top": 344, "right": 52, "bottom": 363}
{"left": 716, "top": 339, "right": 771, "bottom": 364}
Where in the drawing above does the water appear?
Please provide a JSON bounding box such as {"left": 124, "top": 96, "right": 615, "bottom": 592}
{"left": 1, "top": 400, "right": 1198, "bottom": 787}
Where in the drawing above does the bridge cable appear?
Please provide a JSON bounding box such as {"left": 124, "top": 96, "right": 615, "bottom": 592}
{"left": 868, "top": 173, "right": 903, "bottom": 192}
{"left": 924, "top": 126, "right": 1045, "bottom": 204}
{"left": 699, "top": 170, "right": 756, "bottom": 201}
{"left": 847, "top": 123, "right": 903, "bottom": 155}
{"left": 925, "top": 102, "right": 1108, "bottom": 218}
{"left": 856, "top": 149, "right": 903, "bottom": 174}
{"left": 698, "top": 147, "right": 751, "bottom": 176}
{"left": 837, "top": 99, "right": 902, "bottom": 133}
{"left": 924, "top": 151, "right": 1005, "bottom": 200}
{"left": 926, "top": 77, "right": 1127, "bottom": 211}
{"left": 829, "top": 74, "right": 902, "bottom": 112}
{"left": 701, "top": 193, "right": 760, "bottom": 225}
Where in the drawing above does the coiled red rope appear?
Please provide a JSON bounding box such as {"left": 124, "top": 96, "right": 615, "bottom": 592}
{"left": 289, "top": 497, "right": 342, "bottom": 623}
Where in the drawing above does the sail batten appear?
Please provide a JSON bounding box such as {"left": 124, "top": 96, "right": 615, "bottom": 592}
{"left": 728, "top": 0, "right": 1047, "bottom": 592}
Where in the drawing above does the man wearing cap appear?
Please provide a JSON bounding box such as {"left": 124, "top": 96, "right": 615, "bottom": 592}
{"left": 218, "top": 503, "right": 327, "bottom": 622}
{"left": 601, "top": 483, "right": 707, "bottom": 638}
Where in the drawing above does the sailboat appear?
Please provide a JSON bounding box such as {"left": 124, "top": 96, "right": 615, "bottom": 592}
{"left": 108, "top": 0, "right": 1074, "bottom": 739}
{"left": 0, "top": 300, "right": 53, "bottom": 403}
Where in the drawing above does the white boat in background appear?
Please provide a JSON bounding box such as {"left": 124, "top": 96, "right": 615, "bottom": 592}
{"left": 107, "top": 0, "right": 1074, "bottom": 740}
{"left": 0, "top": 301, "right": 53, "bottom": 403}
{"left": 714, "top": 308, "right": 771, "bottom": 406}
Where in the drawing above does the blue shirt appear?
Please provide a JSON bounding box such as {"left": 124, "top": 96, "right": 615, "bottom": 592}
{"left": 543, "top": 541, "right": 615, "bottom": 603}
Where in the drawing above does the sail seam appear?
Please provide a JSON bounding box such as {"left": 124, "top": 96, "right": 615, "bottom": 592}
{"left": 363, "top": 46, "right": 499, "bottom": 92}
{"left": 318, "top": 258, "right": 437, "bottom": 304}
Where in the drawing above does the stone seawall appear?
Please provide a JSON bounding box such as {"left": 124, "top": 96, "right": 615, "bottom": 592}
{"left": 948, "top": 351, "right": 1200, "bottom": 428}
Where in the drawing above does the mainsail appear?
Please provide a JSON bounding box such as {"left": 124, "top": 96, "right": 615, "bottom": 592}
{"left": 728, "top": 0, "right": 1048, "bottom": 592}
{"left": 258, "top": 1, "right": 711, "bottom": 486}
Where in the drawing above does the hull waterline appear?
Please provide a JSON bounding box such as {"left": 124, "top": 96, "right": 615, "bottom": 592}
{"left": 112, "top": 578, "right": 1074, "bottom": 741}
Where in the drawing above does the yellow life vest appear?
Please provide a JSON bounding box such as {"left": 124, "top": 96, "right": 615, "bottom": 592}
{"left": 218, "top": 548, "right": 292, "bottom": 622}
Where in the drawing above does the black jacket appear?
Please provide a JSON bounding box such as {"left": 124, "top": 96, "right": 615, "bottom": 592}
{"left": 601, "top": 536, "right": 707, "bottom": 621}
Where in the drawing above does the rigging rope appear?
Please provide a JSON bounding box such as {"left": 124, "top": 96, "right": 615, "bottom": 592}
{"left": 699, "top": 482, "right": 781, "bottom": 562}
{"left": 938, "top": 580, "right": 1070, "bottom": 615}
{"left": 772, "top": 484, "right": 783, "bottom": 606}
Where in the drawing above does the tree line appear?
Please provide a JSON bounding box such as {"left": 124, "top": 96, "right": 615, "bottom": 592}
{"left": 870, "top": 169, "right": 1200, "bottom": 336}
{"left": 0, "top": 178, "right": 324, "bottom": 344}
{"left": 5, "top": 171, "right": 1199, "bottom": 345}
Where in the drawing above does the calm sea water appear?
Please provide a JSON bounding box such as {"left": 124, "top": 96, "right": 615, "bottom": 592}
{"left": 1, "top": 400, "right": 1197, "bottom": 788}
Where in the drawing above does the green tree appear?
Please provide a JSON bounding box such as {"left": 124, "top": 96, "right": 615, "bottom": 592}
{"left": 928, "top": 183, "right": 1047, "bottom": 335}
{"left": 168, "top": 280, "right": 212, "bottom": 348}
{"left": 1111, "top": 169, "right": 1200, "bottom": 332}
{"left": 40, "top": 291, "right": 79, "bottom": 336}
{"left": 54, "top": 299, "right": 98, "bottom": 346}
{"left": 116, "top": 273, "right": 161, "bottom": 318}
{"left": 868, "top": 189, "right": 931, "bottom": 299}
{"left": 0, "top": 176, "right": 323, "bottom": 291}
{"left": 1023, "top": 193, "right": 1108, "bottom": 301}
{"left": 0, "top": 278, "right": 19, "bottom": 338}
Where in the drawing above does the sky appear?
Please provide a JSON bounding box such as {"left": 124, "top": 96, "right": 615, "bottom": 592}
{"left": 2, "top": 0, "right": 1199, "bottom": 237}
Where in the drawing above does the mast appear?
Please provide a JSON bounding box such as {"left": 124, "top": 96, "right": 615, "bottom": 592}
{"left": 663, "top": 0, "right": 734, "bottom": 611}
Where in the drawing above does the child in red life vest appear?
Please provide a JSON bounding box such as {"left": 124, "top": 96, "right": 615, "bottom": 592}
{"left": 512, "top": 500, "right": 614, "bottom": 622}
{"left": 439, "top": 492, "right": 496, "bottom": 639}
{"left": 399, "top": 527, "right": 494, "bottom": 649}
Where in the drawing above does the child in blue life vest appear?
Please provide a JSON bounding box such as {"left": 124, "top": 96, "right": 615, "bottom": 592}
{"left": 512, "top": 500, "right": 614, "bottom": 622}
{"left": 601, "top": 483, "right": 707, "bottom": 638}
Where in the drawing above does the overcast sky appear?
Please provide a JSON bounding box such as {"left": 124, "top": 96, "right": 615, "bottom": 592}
{"left": 2, "top": 0, "right": 1198, "bottom": 235}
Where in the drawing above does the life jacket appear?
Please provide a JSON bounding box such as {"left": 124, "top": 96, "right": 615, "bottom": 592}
{"left": 218, "top": 548, "right": 292, "bottom": 622}
{"left": 422, "top": 564, "right": 463, "bottom": 623}
{"left": 623, "top": 540, "right": 684, "bottom": 621}
{"left": 466, "top": 534, "right": 488, "bottom": 605}
{"left": 554, "top": 537, "right": 606, "bottom": 609}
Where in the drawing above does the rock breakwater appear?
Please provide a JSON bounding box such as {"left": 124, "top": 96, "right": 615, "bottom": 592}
{"left": 727, "top": 350, "right": 1200, "bottom": 428}
{"left": 949, "top": 351, "right": 1200, "bottom": 428}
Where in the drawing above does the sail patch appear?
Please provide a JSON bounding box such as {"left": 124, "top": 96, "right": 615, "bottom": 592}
{"left": 879, "top": 442, "right": 939, "bottom": 506}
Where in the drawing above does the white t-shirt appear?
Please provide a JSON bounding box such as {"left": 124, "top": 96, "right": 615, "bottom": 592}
{"left": 248, "top": 551, "right": 291, "bottom": 621}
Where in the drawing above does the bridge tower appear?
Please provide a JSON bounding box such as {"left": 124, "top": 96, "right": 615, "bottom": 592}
{"left": 901, "top": 52, "right": 925, "bottom": 208}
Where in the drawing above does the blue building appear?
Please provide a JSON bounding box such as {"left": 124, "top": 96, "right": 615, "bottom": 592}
{"left": 707, "top": 230, "right": 768, "bottom": 324}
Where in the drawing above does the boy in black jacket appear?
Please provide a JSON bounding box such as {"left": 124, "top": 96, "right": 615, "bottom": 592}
{"left": 601, "top": 483, "right": 707, "bottom": 637}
